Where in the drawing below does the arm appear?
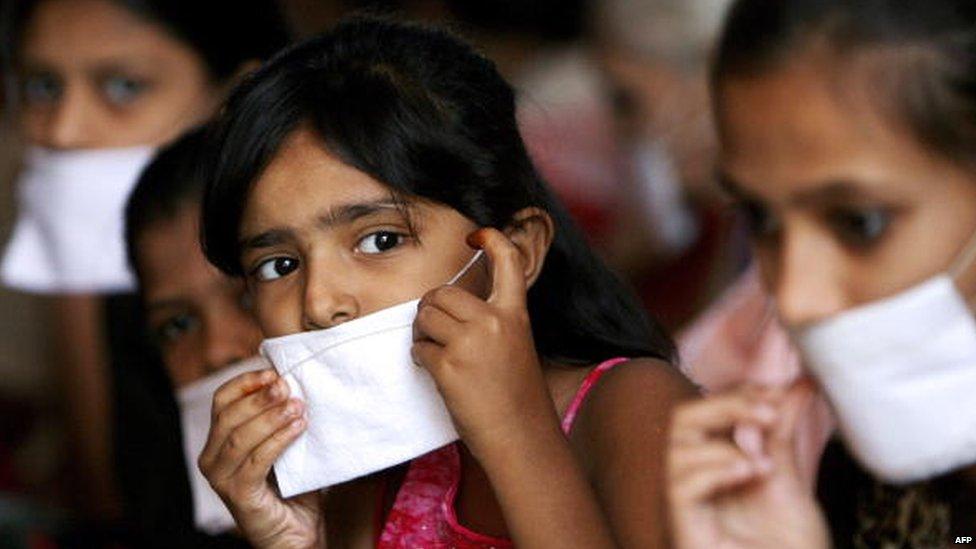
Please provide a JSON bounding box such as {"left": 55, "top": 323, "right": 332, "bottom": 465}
{"left": 569, "top": 358, "right": 698, "bottom": 547}
{"left": 412, "top": 228, "right": 693, "bottom": 547}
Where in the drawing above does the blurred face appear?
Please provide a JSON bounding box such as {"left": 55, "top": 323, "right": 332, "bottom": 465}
{"left": 717, "top": 56, "right": 976, "bottom": 326}
{"left": 19, "top": 0, "right": 218, "bottom": 149}
{"left": 138, "top": 204, "right": 263, "bottom": 388}
{"left": 238, "top": 128, "right": 489, "bottom": 338}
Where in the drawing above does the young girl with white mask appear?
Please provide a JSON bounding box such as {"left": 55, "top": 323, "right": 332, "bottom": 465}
{"left": 0, "top": 0, "right": 288, "bottom": 522}
{"left": 198, "top": 17, "right": 695, "bottom": 548}
{"left": 667, "top": 1, "right": 976, "bottom": 547}
{"left": 124, "top": 128, "right": 264, "bottom": 546}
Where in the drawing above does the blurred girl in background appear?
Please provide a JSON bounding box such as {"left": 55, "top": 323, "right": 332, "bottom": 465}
{"left": 668, "top": 1, "right": 976, "bottom": 546}
{"left": 0, "top": 0, "right": 288, "bottom": 536}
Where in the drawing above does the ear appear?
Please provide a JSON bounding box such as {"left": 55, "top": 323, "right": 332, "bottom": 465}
{"left": 503, "top": 207, "right": 555, "bottom": 289}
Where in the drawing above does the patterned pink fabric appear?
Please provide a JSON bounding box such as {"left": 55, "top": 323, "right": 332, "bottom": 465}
{"left": 377, "top": 357, "right": 628, "bottom": 548}
{"left": 677, "top": 266, "right": 835, "bottom": 489}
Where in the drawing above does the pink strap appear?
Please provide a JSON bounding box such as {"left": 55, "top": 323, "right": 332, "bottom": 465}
{"left": 560, "top": 357, "right": 629, "bottom": 433}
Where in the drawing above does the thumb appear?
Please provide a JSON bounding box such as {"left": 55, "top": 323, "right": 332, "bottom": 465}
{"left": 467, "top": 228, "right": 526, "bottom": 309}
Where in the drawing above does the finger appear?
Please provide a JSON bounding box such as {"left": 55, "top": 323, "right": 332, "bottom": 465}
{"left": 669, "top": 459, "right": 766, "bottom": 504}
{"left": 235, "top": 415, "right": 308, "bottom": 487}
{"left": 670, "top": 391, "right": 779, "bottom": 444}
{"left": 411, "top": 340, "right": 446, "bottom": 378}
{"left": 418, "top": 286, "right": 485, "bottom": 323}
{"left": 413, "top": 301, "right": 465, "bottom": 345}
{"left": 212, "top": 399, "right": 304, "bottom": 484}
{"left": 467, "top": 228, "right": 526, "bottom": 309}
{"left": 202, "top": 377, "right": 291, "bottom": 464}
{"left": 769, "top": 378, "right": 815, "bottom": 473}
{"left": 213, "top": 369, "right": 278, "bottom": 413}
{"left": 668, "top": 441, "right": 760, "bottom": 480}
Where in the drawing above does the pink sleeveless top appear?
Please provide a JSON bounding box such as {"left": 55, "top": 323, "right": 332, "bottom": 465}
{"left": 377, "top": 357, "right": 629, "bottom": 548}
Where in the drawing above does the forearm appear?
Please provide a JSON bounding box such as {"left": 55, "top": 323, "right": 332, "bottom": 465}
{"left": 477, "top": 417, "right": 617, "bottom": 549}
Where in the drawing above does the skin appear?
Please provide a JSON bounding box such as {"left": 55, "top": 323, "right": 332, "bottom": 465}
{"left": 135, "top": 204, "right": 263, "bottom": 387}
{"left": 20, "top": 0, "right": 217, "bottom": 149}
{"left": 199, "top": 128, "right": 696, "bottom": 548}
{"left": 667, "top": 50, "right": 976, "bottom": 548}
{"left": 15, "top": 0, "right": 229, "bottom": 518}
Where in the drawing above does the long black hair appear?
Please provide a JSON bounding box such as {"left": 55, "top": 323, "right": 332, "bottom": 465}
{"left": 124, "top": 127, "right": 210, "bottom": 283}
{"left": 202, "top": 16, "right": 674, "bottom": 365}
{"left": 714, "top": 0, "right": 976, "bottom": 168}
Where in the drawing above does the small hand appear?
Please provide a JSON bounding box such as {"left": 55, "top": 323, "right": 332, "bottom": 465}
{"left": 198, "top": 369, "right": 326, "bottom": 549}
{"left": 411, "top": 228, "right": 559, "bottom": 459}
{"left": 667, "top": 381, "right": 830, "bottom": 549}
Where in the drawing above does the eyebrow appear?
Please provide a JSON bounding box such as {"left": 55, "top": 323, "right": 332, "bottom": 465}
{"left": 719, "top": 173, "right": 885, "bottom": 206}
{"left": 239, "top": 198, "right": 406, "bottom": 251}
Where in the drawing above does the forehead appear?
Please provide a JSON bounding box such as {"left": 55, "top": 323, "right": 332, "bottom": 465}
{"left": 138, "top": 206, "right": 218, "bottom": 296}
{"left": 241, "top": 129, "right": 399, "bottom": 231}
{"left": 716, "top": 59, "right": 946, "bottom": 199}
{"left": 22, "top": 0, "right": 195, "bottom": 68}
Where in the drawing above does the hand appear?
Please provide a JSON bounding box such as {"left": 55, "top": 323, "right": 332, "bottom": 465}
{"left": 667, "top": 382, "right": 830, "bottom": 549}
{"left": 199, "top": 369, "right": 325, "bottom": 549}
{"left": 411, "top": 228, "right": 560, "bottom": 459}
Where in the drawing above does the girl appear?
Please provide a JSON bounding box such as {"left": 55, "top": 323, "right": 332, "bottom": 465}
{"left": 199, "top": 17, "right": 695, "bottom": 548}
{"left": 1, "top": 0, "right": 287, "bottom": 525}
{"left": 123, "top": 128, "right": 263, "bottom": 547}
{"left": 667, "top": 1, "right": 976, "bottom": 547}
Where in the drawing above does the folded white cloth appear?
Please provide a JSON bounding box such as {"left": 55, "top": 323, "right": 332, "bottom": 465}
{"left": 261, "top": 299, "right": 458, "bottom": 498}
{"left": 1, "top": 146, "right": 154, "bottom": 294}
{"left": 177, "top": 356, "right": 270, "bottom": 534}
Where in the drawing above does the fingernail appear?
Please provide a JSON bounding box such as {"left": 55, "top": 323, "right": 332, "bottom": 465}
{"left": 267, "top": 383, "right": 283, "bottom": 400}
{"left": 290, "top": 417, "right": 305, "bottom": 431}
{"left": 284, "top": 401, "right": 300, "bottom": 417}
{"left": 466, "top": 229, "right": 486, "bottom": 249}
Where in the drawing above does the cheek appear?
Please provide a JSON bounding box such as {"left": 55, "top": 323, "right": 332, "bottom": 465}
{"left": 163, "top": 344, "right": 206, "bottom": 388}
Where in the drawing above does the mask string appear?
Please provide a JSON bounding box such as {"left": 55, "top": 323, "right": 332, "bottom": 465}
{"left": 446, "top": 249, "right": 485, "bottom": 286}
{"left": 948, "top": 223, "right": 976, "bottom": 309}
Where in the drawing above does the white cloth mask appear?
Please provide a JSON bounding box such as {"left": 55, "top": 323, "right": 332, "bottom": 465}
{"left": 1, "top": 146, "right": 155, "bottom": 294}
{"left": 793, "top": 230, "right": 976, "bottom": 483}
{"left": 261, "top": 250, "right": 484, "bottom": 498}
{"left": 176, "top": 356, "right": 270, "bottom": 534}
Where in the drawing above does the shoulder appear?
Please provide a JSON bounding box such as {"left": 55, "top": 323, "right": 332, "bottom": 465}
{"left": 582, "top": 357, "right": 699, "bottom": 423}
{"left": 570, "top": 357, "right": 699, "bottom": 460}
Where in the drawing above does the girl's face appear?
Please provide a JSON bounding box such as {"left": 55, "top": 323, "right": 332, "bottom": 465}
{"left": 19, "top": 0, "right": 217, "bottom": 149}
{"left": 138, "top": 205, "right": 263, "bottom": 387}
{"left": 717, "top": 57, "right": 976, "bottom": 327}
{"left": 238, "top": 128, "right": 489, "bottom": 338}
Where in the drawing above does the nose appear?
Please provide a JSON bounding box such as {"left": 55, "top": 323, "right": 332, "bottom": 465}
{"left": 36, "top": 84, "right": 102, "bottom": 149}
{"left": 301, "top": 259, "right": 359, "bottom": 331}
{"left": 203, "top": 309, "right": 263, "bottom": 374}
{"left": 763, "top": 229, "right": 848, "bottom": 327}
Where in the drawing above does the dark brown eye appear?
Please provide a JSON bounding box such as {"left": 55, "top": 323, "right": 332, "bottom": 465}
{"left": 828, "top": 208, "right": 891, "bottom": 249}
{"left": 253, "top": 257, "right": 299, "bottom": 281}
{"left": 357, "top": 231, "right": 403, "bottom": 254}
{"left": 155, "top": 313, "right": 199, "bottom": 344}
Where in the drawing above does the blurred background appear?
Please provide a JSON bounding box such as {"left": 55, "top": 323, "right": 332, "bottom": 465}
{"left": 0, "top": 0, "right": 744, "bottom": 546}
